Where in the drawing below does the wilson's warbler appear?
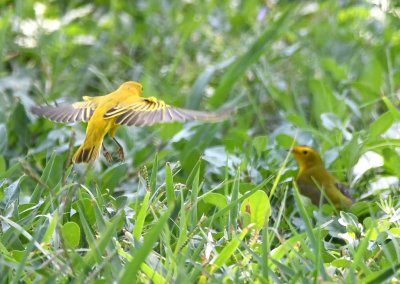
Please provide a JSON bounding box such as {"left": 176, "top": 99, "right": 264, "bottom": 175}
{"left": 292, "top": 146, "right": 353, "bottom": 209}
{"left": 31, "top": 81, "right": 232, "bottom": 163}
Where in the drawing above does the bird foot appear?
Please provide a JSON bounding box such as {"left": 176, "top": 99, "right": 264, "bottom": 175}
{"left": 117, "top": 148, "right": 125, "bottom": 161}
{"left": 103, "top": 151, "right": 113, "bottom": 163}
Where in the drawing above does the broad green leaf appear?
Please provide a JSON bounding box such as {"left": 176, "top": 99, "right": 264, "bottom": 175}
{"left": 2, "top": 177, "right": 23, "bottom": 209}
{"left": 61, "top": 222, "right": 81, "bottom": 248}
{"left": 203, "top": 192, "right": 228, "bottom": 209}
{"left": 389, "top": 228, "right": 400, "bottom": 238}
{"left": 240, "top": 190, "right": 271, "bottom": 231}
{"left": 331, "top": 259, "right": 352, "bottom": 268}
{"left": 253, "top": 136, "right": 268, "bottom": 157}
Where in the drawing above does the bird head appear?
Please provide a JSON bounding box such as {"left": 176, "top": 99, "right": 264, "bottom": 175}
{"left": 291, "top": 146, "right": 324, "bottom": 170}
{"left": 119, "top": 81, "right": 144, "bottom": 94}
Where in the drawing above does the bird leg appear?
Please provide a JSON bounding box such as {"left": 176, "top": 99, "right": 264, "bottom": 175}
{"left": 102, "top": 143, "right": 113, "bottom": 162}
{"left": 112, "top": 138, "right": 125, "bottom": 161}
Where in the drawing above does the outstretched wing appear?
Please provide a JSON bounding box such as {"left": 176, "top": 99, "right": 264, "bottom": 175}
{"left": 31, "top": 99, "right": 97, "bottom": 123}
{"left": 103, "top": 97, "right": 233, "bottom": 127}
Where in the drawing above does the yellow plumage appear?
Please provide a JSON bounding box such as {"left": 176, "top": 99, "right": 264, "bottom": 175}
{"left": 31, "top": 81, "right": 232, "bottom": 163}
{"left": 292, "top": 146, "right": 353, "bottom": 209}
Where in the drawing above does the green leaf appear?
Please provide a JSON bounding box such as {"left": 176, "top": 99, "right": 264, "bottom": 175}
{"left": 253, "top": 136, "right": 268, "bottom": 157}
{"left": 369, "top": 111, "right": 394, "bottom": 138}
{"left": 61, "top": 222, "right": 81, "bottom": 248}
{"left": 240, "top": 190, "right": 271, "bottom": 231}
{"left": 2, "top": 177, "right": 23, "bottom": 209}
{"left": 331, "top": 259, "right": 352, "bottom": 268}
{"left": 339, "top": 211, "right": 362, "bottom": 235}
{"left": 203, "top": 192, "right": 228, "bottom": 209}
{"left": 389, "top": 228, "right": 400, "bottom": 238}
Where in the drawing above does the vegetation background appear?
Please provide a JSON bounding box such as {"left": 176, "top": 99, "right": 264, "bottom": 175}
{"left": 0, "top": 0, "right": 400, "bottom": 283}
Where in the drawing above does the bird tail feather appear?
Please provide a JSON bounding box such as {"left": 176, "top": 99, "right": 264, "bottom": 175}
{"left": 72, "top": 139, "right": 102, "bottom": 163}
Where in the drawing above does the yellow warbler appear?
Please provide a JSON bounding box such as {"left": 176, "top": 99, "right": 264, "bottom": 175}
{"left": 291, "top": 146, "right": 353, "bottom": 209}
{"left": 31, "top": 81, "right": 232, "bottom": 163}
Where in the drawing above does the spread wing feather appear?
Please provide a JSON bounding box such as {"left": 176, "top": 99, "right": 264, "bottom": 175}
{"left": 31, "top": 100, "right": 97, "bottom": 123}
{"left": 104, "top": 97, "right": 233, "bottom": 126}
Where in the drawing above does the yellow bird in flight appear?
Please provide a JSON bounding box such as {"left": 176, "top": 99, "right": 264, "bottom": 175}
{"left": 31, "top": 81, "right": 232, "bottom": 163}
{"left": 292, "top": 146, "right": 353, "bottom": 210}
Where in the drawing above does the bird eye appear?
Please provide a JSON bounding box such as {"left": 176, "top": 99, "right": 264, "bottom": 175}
{"left": 302, "top": 150, "right": 308, "bottom": 155}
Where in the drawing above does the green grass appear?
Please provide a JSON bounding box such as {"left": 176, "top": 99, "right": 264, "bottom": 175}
{"left": 1, "top": 0, "right": 400, "bottom": 283}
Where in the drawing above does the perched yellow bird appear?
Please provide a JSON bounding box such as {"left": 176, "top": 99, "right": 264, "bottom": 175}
{"left": 31, "top": 81, "right": 232, "bottom": 163}
{"left": 291, "top": 146, "right": 353, "bottom": 210}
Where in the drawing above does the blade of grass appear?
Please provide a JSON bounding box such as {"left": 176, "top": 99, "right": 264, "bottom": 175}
{"left": 363, "top": 262, "right": 400, "bottom": 284}
{"left": 165, "top": 162, "right": 175, "bottom": 207}
{"left": 190, "top": 166, "right": 200, "bottom": 226}
{"left": 134, "top": 190, "right": 151, "bottom": 240}
{"left": 382, "top": 96, "right": 400, "bottom": 121}
{"left": 210, "top": 226, "right": 250, "bottom": 274}
{"left": 292, "top": 182, "right": 329, "bottom": 282}
{"left": 150, "top": 153, "right": 158, "bottom": 194}
{"left": 119, "top": 208, "right": 172, "bottom": 284}
{"left": 78, "top": 213, "right": 124, "bottom": 280}
{"left": 229, "top": 168, "right": 240, "bottom": 236}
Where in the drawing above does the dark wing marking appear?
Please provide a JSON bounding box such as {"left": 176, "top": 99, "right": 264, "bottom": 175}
{"left": 103, "top": 97, "right": 234, "bottom": 127}
{"left": 335, "top": 182, "right": 354, "bottom": 201}
{"left": 30, "top": 101, "right": 97, "bottom": 123}
{"left": 296, "top": 179, "right": 324, "bottom": 206}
